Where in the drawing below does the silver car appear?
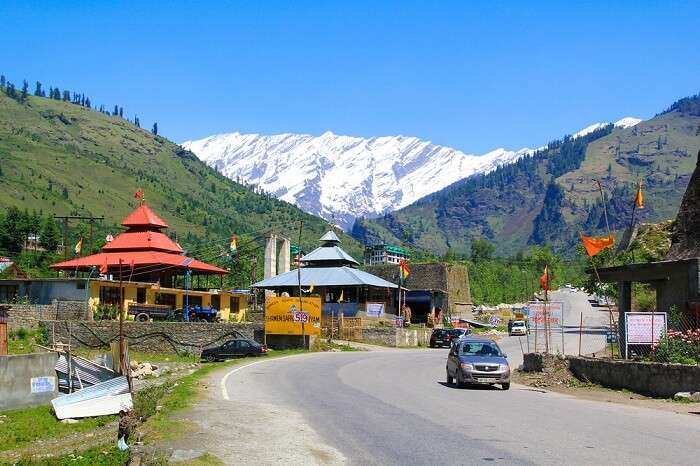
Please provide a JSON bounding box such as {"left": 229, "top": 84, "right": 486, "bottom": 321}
{"left": 445, "top": 337, "right": 510, "bottom": 390}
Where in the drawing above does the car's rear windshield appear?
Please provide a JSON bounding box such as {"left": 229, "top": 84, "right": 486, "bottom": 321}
{"left": 448, "top": 329, "right": 465, "bottom": 335}
{"left": 458, "top": 341, "right": 502, "bottom": 357}
{"left": 513, "top": 322, "right": 526, "bottom": 327}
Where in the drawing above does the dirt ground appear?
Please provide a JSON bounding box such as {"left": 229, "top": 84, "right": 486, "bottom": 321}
{"left": 513, "top": 358, "right": 700, "bottom": 417}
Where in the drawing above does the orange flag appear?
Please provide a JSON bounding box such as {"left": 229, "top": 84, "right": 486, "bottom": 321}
{"left": 635, "top": 182, "right": 644, "bottom": 209}
{"left": 580, "top": 234, "right": 615, "bottom": 257}
{"left": 539, "top": 265, "right": 550, "bottom": 291}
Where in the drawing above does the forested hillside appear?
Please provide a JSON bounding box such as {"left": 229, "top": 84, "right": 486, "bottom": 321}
{"left": 0, "top": 76, "right": 364, "bottom": 280}
{"left": 353, "top": 94, "right": 700, "bottom": 257}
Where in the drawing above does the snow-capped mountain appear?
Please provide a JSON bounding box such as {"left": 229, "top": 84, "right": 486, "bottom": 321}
{"left": 182, "top": 117, "right": 641, "bottom": 230}
{"left": 181, "top": 132, "right": 532, "bottom": 229}
{"left": 571, "top": 117, "right": 642, "bottom": 139}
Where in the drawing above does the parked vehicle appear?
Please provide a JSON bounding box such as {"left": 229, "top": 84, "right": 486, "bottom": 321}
{"left": 430, "top": 329, "right": 450, "bottom": 348}
{"left": 446, "top": 337, "right": 510, "bottom": 390}
{"left": 201, "top": 338, "right": 267, "bottom": 362}
{"left": 509, "top": 320, "right": 527, "bottom": 336}
{"left": 128, "top": 303, "right": 176, "bottom": 322}
{"left": 447, "top": 328, "right": 468, "bottom": 343}
{"left": 176, "top": 305, "right": 221, "bottom": 322}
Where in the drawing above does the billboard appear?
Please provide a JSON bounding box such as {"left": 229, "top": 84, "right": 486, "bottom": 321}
{"left": 265, "top": 297, "right": 322, "bottom": 335}
{"left": 524, "top": 302, "right": 563, "bottom": 329}
{"left": 366, "top": 302, "right": 385, "bottom": 318}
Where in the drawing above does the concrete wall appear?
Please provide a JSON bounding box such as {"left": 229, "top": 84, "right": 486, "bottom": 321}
{"left": 568, "top": 356, "right": 700, "bottom": 398}
{"left": 44, "top": 320, "right": 263, "bottom": 355}
{"left": 359, "top": 328, "right": 431, "bottom": 347}
{"left": 0, "top": 279, "right": 88, "bottom": 304}
{"left": 7, "top": 301, "right": 85, "bottom": 331}
{"left": 0, "top": 352, "right": 59, "bottom": 410}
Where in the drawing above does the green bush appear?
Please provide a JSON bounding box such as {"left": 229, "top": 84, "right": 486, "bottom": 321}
{"left": 652, "top": 329, "right": 700, "bottom": 364}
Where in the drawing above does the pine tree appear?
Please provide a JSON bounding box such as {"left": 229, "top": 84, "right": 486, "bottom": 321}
{"left": 40, "top": 217, "right": 61, "bottom": 252}
{"left": 0, "top": 75, "right": 5, "bottom": 87}
{"left": 113, "top": 105, "right": 118, "bottom": 116}
{"left": 134, "top": 116, "right": 140, "bottom": 128}
{"left": 85, "top": 97, "right": 91, "bottom": 108}
{"left": 34, "top": 81, "right": 43, "bottom": 96}
{"left": 62, "top": 90, "right": 70, "bottom": 101}
{"left": 152, "top": 122, "right": 158, "bottom": 135}
{"left": 21, "top": 80, "right": 29, "bottom": 100}
{"left": 119, "top": 107, "right": 123, "bottom": 118}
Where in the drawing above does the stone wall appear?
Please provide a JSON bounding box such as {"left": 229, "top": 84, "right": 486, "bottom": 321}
{"left": 43, "top": 320, "right": 263, "bottom": 355}
{"left": 7, "top": 301, "right": 86, "bottom": 331}
{"left": 359, "top": 327, "right": 431, "bottom": 347}
{"left": 0, "top": 352, "right": 59, "bottom": 410}
{"left": 568, "top": 356, "right": 700, "bottom": 398}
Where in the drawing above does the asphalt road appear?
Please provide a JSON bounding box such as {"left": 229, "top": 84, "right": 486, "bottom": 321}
{"left": 225, "top": 290, "right": 700, "bottom": 466}
{"left": 226, "top": 350, "right": 700, "bottom": 465}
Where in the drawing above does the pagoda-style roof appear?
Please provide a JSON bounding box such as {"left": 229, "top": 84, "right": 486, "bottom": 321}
{"left": 50, "top": 202, "right": 226, "bottom": 275}
{"left": 121, "top": 204, "right": 169, "bottom": 229}
{"left": 102, "top": 230, "right": 183, "bottom": 253}
{"left": 50, "top": 251, "right": 226, "bottom": 274}
{"left": 301, "top": 231, "right": 359, "bottom": 267}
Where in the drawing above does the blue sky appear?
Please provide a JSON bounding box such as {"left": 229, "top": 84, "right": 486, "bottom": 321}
{"left": 1, "top": 1, "right": 698, "bottom": 153}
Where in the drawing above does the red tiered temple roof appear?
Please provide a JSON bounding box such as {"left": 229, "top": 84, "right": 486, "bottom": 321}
{"left": 50, "top": 203, "right": 227, "bottom": 275}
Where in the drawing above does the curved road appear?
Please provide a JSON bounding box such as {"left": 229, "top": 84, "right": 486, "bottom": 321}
{"left": 225, "top": 347, "right": 700, "bottom": 465}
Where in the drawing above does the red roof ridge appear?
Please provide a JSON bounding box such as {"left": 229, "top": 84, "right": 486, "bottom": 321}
{"left": 121, "top": 203, "right": 169, "bottom": 229}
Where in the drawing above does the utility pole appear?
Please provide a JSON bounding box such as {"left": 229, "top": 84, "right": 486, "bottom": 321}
{"left": 54, "top": 215, "right": 104, "bottom": 260}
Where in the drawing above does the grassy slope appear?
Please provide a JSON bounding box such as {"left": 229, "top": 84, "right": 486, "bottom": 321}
{"left": 356, "top": 106, "right": 700, "bottom": 257}
{"left": 0, "top": 93, "right": 363, "bottom": 258}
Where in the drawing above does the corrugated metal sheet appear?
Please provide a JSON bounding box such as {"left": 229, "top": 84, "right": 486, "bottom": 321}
{"left": 253, "top": 266, "right": 398, "bottom": 288}
{"left": 301, "top": 246, "right": 359, "bottom": 265}
{"left": 52, "top": 376, "right": 132, "bottom": 419}
{"left": 55, "top": 354, "right": 117, "bottom": 388}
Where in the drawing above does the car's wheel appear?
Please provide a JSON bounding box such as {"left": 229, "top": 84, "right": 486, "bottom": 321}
{"left": 446, "top": 370, "right": 453, "bottom": 385}
{"left": 136, "top": 313, "right": 149, "bottom": 322}
{"left": 456, "top": 371, "right": 467, "bottom": 388}
{"left": 205, "top": 354, "right": 216, "bottom": 363}
{"left": 502, "top": 383, "right": 510, "bottom": 390}
{"left": 429, "top": 343, "right": 435, "bottom": 348}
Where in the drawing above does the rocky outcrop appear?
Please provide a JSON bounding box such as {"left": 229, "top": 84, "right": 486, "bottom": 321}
{"left": 667, "top": 150, "right": 700, "bottom": 260}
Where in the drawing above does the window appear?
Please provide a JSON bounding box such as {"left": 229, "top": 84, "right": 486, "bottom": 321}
{"left": 0, "top": 285, "right": 18, "bottom": 303}
{"left": 136, "top": 288, "right": 146, "bottom": 304}
{"left": 99, "top": 286, "right": 121, "bottom": 306}
{"left": 211, "top": 295, "right": 220, "bottom": 310}
{"left": 230, "top": 297, "right": 240, "bottom": 313}
{"left": 76, "top": 281, "right": 86, "bottom": 290}
{"left": 155, "top": 293, "right": 176, "bottom": 308}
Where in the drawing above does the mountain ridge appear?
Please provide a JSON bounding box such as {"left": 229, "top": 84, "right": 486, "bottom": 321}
{"left": 182, "top": 117, "right": 641, "bottom": 230}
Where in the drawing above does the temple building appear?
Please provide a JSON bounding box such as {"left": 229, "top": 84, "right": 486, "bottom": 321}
{"left": 4, "top": 203, "right": 245, "bottom": 320}
{"left": 253, "top": 231, "right": 399, "bottom": 317}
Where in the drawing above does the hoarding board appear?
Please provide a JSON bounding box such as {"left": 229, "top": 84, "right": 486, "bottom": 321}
{"left": 524, "top": 302, "right": 563, "bottom": 329}
{"left": 265, "top": 297, "right": 321, "bottom": 335}
{"left": 625, "top": 312, "right": 666, "bottom": 345}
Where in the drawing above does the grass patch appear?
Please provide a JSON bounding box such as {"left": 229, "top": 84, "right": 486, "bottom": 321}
{"left": 318, "top": 340, "right": 359, "bottom": 352}
{"left": 13, "top": 445, "right": 128, "bottom": 466}
{"left": 0, "top": 405, "right": 116, "bottom": 452}
{"left": 73, "top": 348, "right": 199, "bottom": 365}
{"left": 137, "top": 350, "right": 307, "bottom": 443}
{"left": 7, "top": 328, "right": 45, "bottom": 355}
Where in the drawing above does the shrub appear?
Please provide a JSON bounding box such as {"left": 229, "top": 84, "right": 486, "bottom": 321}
{"left": 652, "top": 329, "right": 700, "bottom": 364}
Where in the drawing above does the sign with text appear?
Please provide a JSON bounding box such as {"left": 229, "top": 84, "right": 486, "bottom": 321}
{"left": 625, "top": 312, "right": 666, "bottom": 345}
{"left": 265, "top": 297, "right": 321, "bottom": 335}
{"left": 366, "top": 302, "right": 385, "bottom": 318}
{"left": 31, "top": 376, "right": 56, "bottom": 394}
{"left": 525, "top": 302, "right": 563, "bottom": 329}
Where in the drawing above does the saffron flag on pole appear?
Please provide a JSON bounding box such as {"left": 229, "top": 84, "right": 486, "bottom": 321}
{"left": 338, "top": 290, "right": 344, "bottom": 303}
{"left": 229, "top": 234, "right": 238, "bottom": 256}
{"left": 399, "top": 259, "right": 410, "bottom": 281}
{"left": 99, "top": 256, "right": 108, "bottom": 274}
{"left": 539, "top": 265, "right": 550, "bottom": 291}
{"left": 580, "top": 234, "right": 615, "bottom": 257}
{"left": 74, "top": 237, "right": 83, "bottom": 255}
{"left": 635, "top": 181, "right": 644, "bottom": 209}
{"left": 309, "top": 282, "right": 315, "bottom": 294}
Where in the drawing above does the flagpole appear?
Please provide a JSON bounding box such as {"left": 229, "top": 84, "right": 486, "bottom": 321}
{"left": 297, "top": 221, "right": 305, "bottom": 348}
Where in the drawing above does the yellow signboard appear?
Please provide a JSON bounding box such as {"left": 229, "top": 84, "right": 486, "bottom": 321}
{"left": 265, "top": 297, "right": 322, "bottom": 336}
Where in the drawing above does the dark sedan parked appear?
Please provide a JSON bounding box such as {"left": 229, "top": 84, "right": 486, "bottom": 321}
{"left": 201, "top": 338, "right": 267, "bottom": 362}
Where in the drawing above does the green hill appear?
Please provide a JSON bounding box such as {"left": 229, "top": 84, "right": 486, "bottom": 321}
{"left": 0, "top": 89, "right": 363, "bottom": 265}
{"left": 353, "top": 94, "right": 700, "bottom": 257}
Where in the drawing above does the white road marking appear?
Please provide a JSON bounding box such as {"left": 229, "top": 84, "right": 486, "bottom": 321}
{"left": 220, "top": 354, "right": 305, "bottom": 400}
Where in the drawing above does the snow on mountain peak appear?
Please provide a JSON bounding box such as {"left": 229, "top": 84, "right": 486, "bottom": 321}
{"left": 182, "top": 117, "right": 642, "bottom": 230}
{"left": 181, "top": 132, "right": 532, "bottom": 230}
